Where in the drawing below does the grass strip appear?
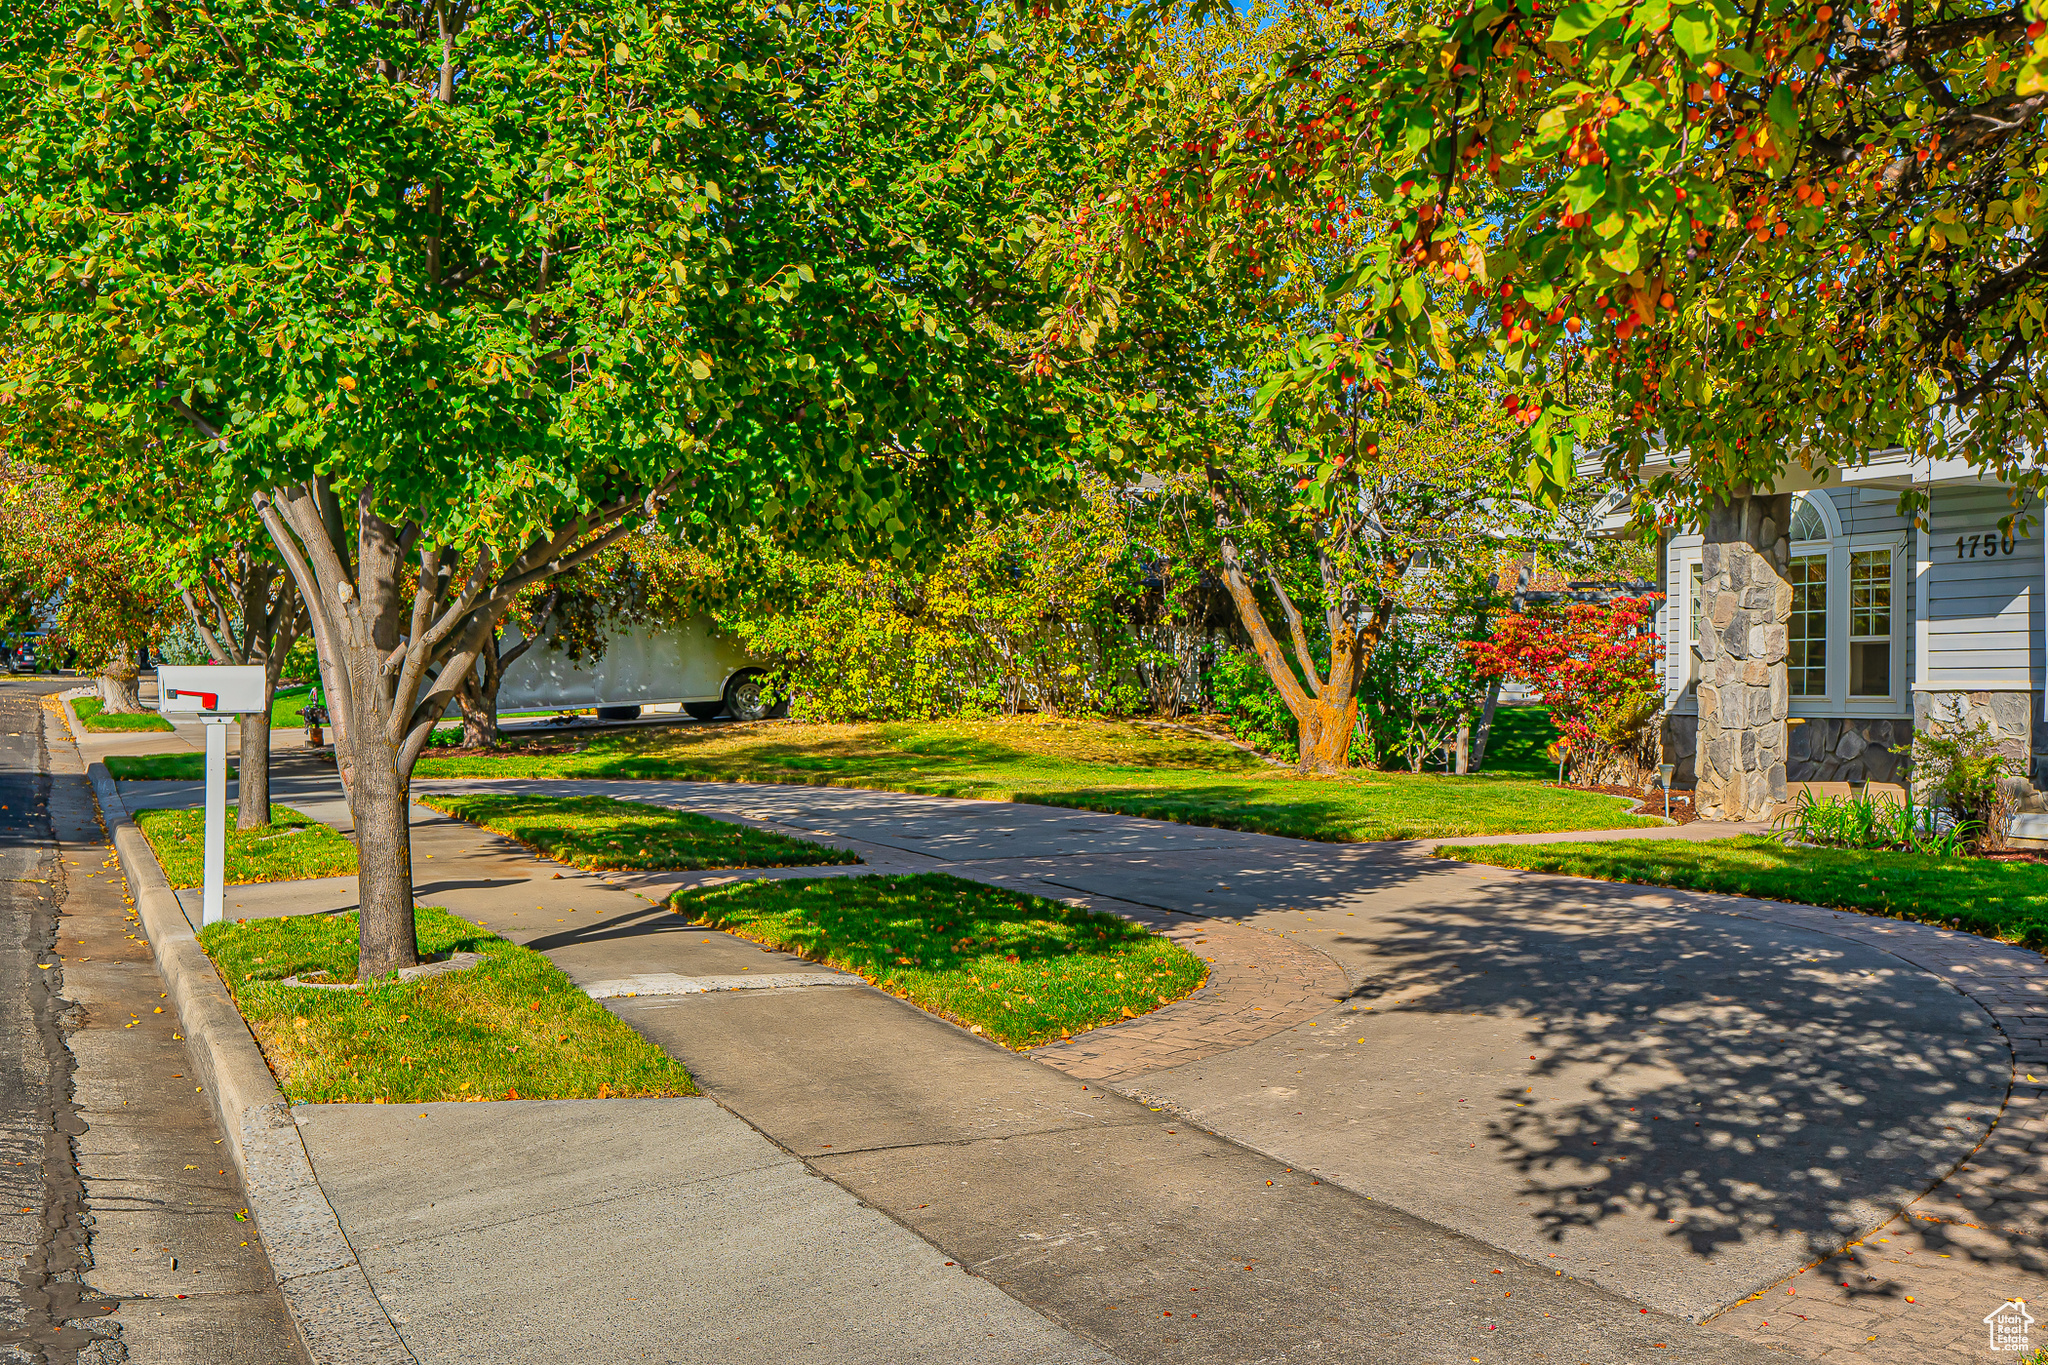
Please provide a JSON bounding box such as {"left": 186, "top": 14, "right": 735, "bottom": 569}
{"left": 1438, "top": 834, "right": 2048, "bottom": 950}
{"left": 134, "top": 803, "right": 358, "bottom": 888}
{"left": 271, "top": 684, "right": 311, "bottom": 726}
{"left": 418, "top": 791, "right": 858, "bottom": 871}
{"left": 73, "top": 696, "right": 174, "bottom": 733}
{"left": 676, "top": 871, "right": 1208, "bottom": 1048}
{"left": 106, "top": 752, "right": 215, "bottom": 780}
{"left": 414, "top": 716, "right": 1651, "bottom": 843}
{"left": 199, "top": 907, "right": 696, "bottom": 1103}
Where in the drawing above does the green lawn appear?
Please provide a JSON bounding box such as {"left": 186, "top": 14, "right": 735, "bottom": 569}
{"left": 133, "top": 804, "right": 357, "bottom": 888}
{"left": 1438, "top": 835, "right": 2048, "bottom": 949}
{"left": 199, "top": 907, "right": 695, "bottom": 1103}
{"left": 1477, "top": 706, "right": 1562, "bottom": 775}
{"left": 106, "top": 751, "right": 217, "bottom": 780}
{"left": 413, "top": 716, "right": 1650, "bottom": 842}
{"left": 73, "top": 696, "right": 174, "bottom": 733}
{"left": 272, "top": 684, "right": 312, "bottom": 726}
{"left": 417, "top": 791, "right": 858, "bottom": 871}
{"left": 678, "top": 872, "right": 1209, "bottom": 1048}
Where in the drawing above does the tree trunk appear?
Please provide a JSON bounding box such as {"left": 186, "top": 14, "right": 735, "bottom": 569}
{"left": 1455, "top": 717, "right": 1470, "bottom": 775}
{"left": 456, "top": 675, "right": 496, "bottom": 749}
{"left": 349, "top": 743, "right": 416, "bottom": 981}
{"left": 97, "top": 645, "right": 143, "bottom": 713}
{"left": 1471, "top": 678, "right": 1502, "bottom": 770}
{"left": 236, "top": 708, "right": 272, "bottom": 830}
{"left": 1297, "top": 695, "right": 1360, "bottom": 774}
{"left": 249, "top": 473, "right": 654, "bottom": 982}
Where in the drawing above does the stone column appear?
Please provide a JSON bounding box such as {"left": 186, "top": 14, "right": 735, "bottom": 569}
{"left": 1695, "top": 491, "right": 1791, "bottom": 821}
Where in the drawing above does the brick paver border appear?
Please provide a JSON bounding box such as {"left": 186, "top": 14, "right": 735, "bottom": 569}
{"left": 1024, "top": 901, "right": 1353, "bottom": 1084}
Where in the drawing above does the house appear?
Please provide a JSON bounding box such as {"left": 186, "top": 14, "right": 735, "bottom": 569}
{"left": 1602, "top": 448, "right": 2043, "bottom": 822}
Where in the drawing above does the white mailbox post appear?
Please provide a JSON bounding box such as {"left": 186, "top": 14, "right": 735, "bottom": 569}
{"left": 158, "top": 666, "right": 269, "bottom": 927}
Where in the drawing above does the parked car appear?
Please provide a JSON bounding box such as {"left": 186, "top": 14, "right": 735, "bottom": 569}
{"left": 496, "top": 615, "right": 788, "bottom": 723}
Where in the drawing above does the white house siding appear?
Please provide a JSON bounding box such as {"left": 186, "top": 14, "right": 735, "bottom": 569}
{"left": 1919, "top": 483, "right": 2043, "bottom": 691}
{"left": 1662, "top": 529, "right": 1703, "bottom": 705}
{"left": 1915, "top": 482, "right": 2046, "bottom": 794}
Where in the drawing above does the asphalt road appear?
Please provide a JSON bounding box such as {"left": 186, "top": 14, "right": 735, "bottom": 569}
{"left": 0, "top": 679, "right": 105, "bottom": 1364}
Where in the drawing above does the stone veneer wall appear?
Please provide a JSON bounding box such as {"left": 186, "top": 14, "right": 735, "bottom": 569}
{"left": 1693, "top": 493, "right": 1793, "bottom": 821}
{"left": 1664, "top": 713, "right": 1912, "bottom": 786}
{"left": 1785, "top": 718, "right": 1913, "bottom": 782}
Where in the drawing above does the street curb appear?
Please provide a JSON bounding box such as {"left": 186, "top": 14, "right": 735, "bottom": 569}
{"left": 78, "top": 724, "right": 417, "bottom": 1365}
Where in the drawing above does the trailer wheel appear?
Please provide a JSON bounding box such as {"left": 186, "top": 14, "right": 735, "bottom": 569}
{"left": 683, "top": 701, "right": 724, "bottom": 721}
{"left": 595, "top": 705, "right": 642, "bottom": 722}
{"left": 723, "top": 669, "right": 789, "bottom": 722}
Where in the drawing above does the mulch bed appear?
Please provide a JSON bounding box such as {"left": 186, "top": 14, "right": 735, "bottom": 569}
{"left": 422, "top": 739, "right": 584, "bottom": 759}
{"left": 1978, "top": 848, "right": 2048, "bottom": 866}
{"left": 1547, "top": 781, "right": 1699, "bottom": 825}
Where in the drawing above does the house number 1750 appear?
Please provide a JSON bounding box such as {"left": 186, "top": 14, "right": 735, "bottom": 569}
{"left": 1957, "top": 533, "right": 2017, "bottom": 558}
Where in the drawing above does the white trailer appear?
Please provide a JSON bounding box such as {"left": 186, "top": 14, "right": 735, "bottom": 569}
{"left": 494, "top": 615, "right": 784, "bottom": 721}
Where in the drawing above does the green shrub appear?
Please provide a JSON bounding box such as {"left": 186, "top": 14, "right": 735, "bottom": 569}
{"left": 1903, "top": 721, "right": 2021, "bottom": 852}
{"left": 1209, "top": 645, "right": 1300, "bottom": 757}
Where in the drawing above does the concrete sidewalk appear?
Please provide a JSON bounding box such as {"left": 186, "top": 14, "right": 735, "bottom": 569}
{"left": 110, "top": 762, "right": 2048, "bottom": 1361}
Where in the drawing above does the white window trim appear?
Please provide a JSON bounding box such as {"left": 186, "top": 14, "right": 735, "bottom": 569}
{"left": 1670, "top": 543, "right": 1702, "bottom": 713}
{"left": 1783, "top": 529, "right": 1911, "bottom": 718}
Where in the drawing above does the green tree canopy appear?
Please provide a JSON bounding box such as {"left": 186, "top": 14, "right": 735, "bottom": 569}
{"left": 1, "top": 0, "right": 1193, "bottom": 975}
{"left": 1086, "top": 0, "right": 2048, "bottom": 521}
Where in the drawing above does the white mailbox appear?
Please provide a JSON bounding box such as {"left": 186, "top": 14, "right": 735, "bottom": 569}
{"left": 159, "top": 665, "right": 269, "bottom": 715}
{"left": 156, "top": 664, "right": 273, "bottom": 929}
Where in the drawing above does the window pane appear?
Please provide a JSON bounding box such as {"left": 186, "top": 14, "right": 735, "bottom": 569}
{"left": 1689, "top": 563, "right": 1703, "bottom": 644}
{"left": 1788, "top": 553, "right": 1827, "bottom": 697}
{"left": 1849, "top": 549, "right": 1892, "bottom": 697}
{"left": 1850, "top": 549, "right": 1891, "bottom": 639}
{"left": 1850, "top": 640, "right": 1891, "bottom": 697}
{"left": 1790, "top": 496, "right": 1827, "bottom": 542}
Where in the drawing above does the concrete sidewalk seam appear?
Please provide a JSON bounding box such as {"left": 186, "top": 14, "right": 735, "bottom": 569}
{"left": 78, "top": 728, "right": 419, "bottom": 1365}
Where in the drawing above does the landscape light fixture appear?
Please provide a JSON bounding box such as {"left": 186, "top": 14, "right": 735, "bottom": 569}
{"left": 1659, "top": 763, "right": 1676, "bottom": 820}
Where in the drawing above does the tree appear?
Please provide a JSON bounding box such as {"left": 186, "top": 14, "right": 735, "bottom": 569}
{"left": 2, "top": 0, "right": 1181, "bottom": 977}
{"left": 1467, "top": 594, "right": 1667, "bottom": 787}
{"left": 1105, "top": 0, "right": 2048, "bottom": 517}
{"left": 714, "top": 476, "right": 1195, "bottom": 720}
{"left": 0, "top": 463, "right": 171, "bottom": 709}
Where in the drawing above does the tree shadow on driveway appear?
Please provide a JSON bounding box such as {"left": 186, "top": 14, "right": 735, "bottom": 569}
{"left": 1122, "top": 853, "right": 2014, "bottom": 1317}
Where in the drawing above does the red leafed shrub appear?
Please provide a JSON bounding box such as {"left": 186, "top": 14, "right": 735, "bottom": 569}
{"left": 1467, "top": 595, "right": 1666, "bottom": 787}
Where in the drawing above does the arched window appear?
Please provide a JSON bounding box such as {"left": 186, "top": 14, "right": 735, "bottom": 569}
{"left": 1790, "top": 495, "right": 1829, "bottom": 543}
{"left": 1787, "top": 495, "right": 1829, "bottom": 696}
